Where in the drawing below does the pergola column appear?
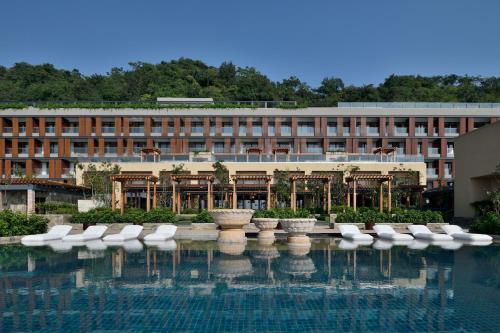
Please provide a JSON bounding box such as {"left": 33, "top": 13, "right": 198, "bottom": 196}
{"left": 232, "top": 181, "right": 237, "bottom": 210}
{"left": 111, "top": 181, "right": 116, "bottom": 211}
{"left": 347, "top": 184, "right": 351, "bottom": 207}
{"left": 146, "top": 180, "right": 151, "bottom": 212}
{"left": 387, "top": 180, "right": 392, "bottom": 213}
{"left": 120, "top": 190, "right": 125, "bottom": 215}
{"left": 177, "top": 192, "right": 181, "bottom": 214}
{"left": 327, "top": 178, "right": 331, "bottom": 213}
{"left": 172, "top": 181, "right": 176, "bottom": 212}
{"left": 353, "top": 180, "right": 357, "bottom": 212}
{"left": 267, "top": 180, "right": 271, "bottom": 209}
{"left": 291, "top": 179, "right": 296, "bottom": 212}
{"left": 153, "top": 182, "right": 157, "bottom": 209}
{"left": 207, "top": 181, "right": 213, "bottom": 210}
{"left": 379, "top": 181, "right": 384, "bottom": 213}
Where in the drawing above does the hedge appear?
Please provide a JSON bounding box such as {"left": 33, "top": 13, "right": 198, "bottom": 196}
{"left": 71, "top": 208, "right": 176, "bottom": 224}
{"left": 336, "top": 208, "right": 443, "bottom": 225}
{"left": 36, "top": 201, "right": 78, "bottom": 214}
{"left": 469, "top": 212, "right": 500, "bottom": 235}
{"left": 191, "top": 210, "right": 214, "bottom": 223}
{"left": 0, "top": 210, "right": 48, "bottom": 237}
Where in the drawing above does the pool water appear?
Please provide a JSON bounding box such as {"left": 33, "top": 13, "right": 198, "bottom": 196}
{"left": 0, "top": 239, "right": 499, "bottom": 332}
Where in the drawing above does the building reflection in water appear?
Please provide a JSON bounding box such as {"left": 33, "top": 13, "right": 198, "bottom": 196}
{"left": 0, "top": 240, "right": 498, "bottom": 332}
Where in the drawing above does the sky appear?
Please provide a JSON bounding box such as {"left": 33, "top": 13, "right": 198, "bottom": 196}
{"left": 0, "top": 0, "right": 499, "bottom": 87}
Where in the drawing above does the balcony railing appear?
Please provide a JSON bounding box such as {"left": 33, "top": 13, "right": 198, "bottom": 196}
{"left": 35, "top": 147, "right": 43, "bottom": 156}
{"left": 71, "top": 147, "right": 88, "bottom": 156}
{"left": 104, "top": 147, "right": 118, "bottom": 155}
{"left": 306, "top": 147, "right": 323, "bottom": 153}
{"left": 3, "top": 127, "right": 13, "bottom": 135}
{"left": 238, "top": 128, "right": 246, "bottom": 136}
{"left": 280, "top": 127, "right": 292, "bottom": 136}
{"left": 102, "top": 126, "right": 116, "bottom": 134}
{"left": 129, "top": 127, "right": 145, "bottom": 134}
{"left": 252, "top": 127, "right": 263, "bottom": 137}
{"left": 366, "top": 127, "right": 379, "bottom": 136}
{"left": 222, "top": 127, "right": 232, "bottom": 136}
{"left": 19, "top": 127, "right": 26, "bottom": 134}
{"left": 33, "top": 168, "right": 49, "bottom": 178}
{"left": 447, "top": 148, "right": 454, "bottom": 157}
{"left": 444, "top": 170, "right": 453, "bottom": 178}
{"left": 297, "top": 127, "right": 315, "bottom": 136}
{"left": 18, "top": 149, "right": 29, "bottom": 155}
{"left": 191, "top": 127, "right": 204, "bottom": 136}
{"left": 76, "top": 153, "right": 424, "bottom": 163}
{"left": 32, "top": 127, "right": 40, "bottom": 135}
{"left": 444, "top": 128, "right": 459, "bottom": 137}
{"left": 342, "top": 128, "right": 350, "bottom": 136}
{"left": 415, "top": 127, "right": 427, "bottom": 136}
{"left": 151, "top": 127, "right": 162, "bottom": 135}
{"left": 327, "top": 127, "right": 337, "bottom": 136}
{"left": 62, "top": 127, "right": 79, "bottom": 135}
{"left": 427, "top": 168, "right": 438, "bottom": 178}
{"left": 46, "top": 127, "right": 56, "bottom": 134}
{"left": 394, "top": 127, "right": 409, "bottom": 136}
{"left": 62, "top": 168, "right": 76, "bottom": 178}
{"left": 268, "top": 128, "right": 275, "bottom": 136}
{"left": 428, "top": 148, "right": 440, "bottom": 157}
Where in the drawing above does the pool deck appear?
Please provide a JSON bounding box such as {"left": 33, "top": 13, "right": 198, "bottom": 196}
{"left": 1, "top": 222, "right": 499, "bottom": 244}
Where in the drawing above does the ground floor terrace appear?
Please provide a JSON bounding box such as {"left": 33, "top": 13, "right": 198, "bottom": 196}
{"left": 76, "top": 160, "right": 426, "bottom": 213}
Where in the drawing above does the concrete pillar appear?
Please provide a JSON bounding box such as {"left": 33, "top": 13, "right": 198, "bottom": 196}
{"left": 27, "top": 188, "right": 35, "bottom": 215}
{"left": 327, "top": 179, "right": 331, "bottom": 213}
{"left": 291, "top": 179, "right": 296, "bottom": 211}
{"left": 388, "top": 180, "right": 392, "bottom": 213}
{"left": 153, "top": 182, "right": 157, "bottom": 209}
{"left": 267, "top": 181, "right": 271, "bottom": 209}
{"left": 353, "top": 180, "right": 357, "bottom": 212}
{"left": 146, "top": 181, "right": 151, "bottom": 212}
{"left": 111, "top": 181, "right": 116, "bottom": 211}
{"left": 172, "top": 181, "right": 176, "bottom": 212}
{"left": 232, "top": 181, "right": 237, "bottom": 210}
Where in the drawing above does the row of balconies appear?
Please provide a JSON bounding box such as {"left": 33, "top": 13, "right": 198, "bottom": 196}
{"left": 1, "top": 124, "right": 463, "bottom": 138}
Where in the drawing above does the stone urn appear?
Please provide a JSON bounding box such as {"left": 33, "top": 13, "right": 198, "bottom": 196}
{"left": 280, "top": 218, "right": 316, "bottom": 255}
{"left": 253, "top": 218, "right": 279, "bottom": 244}
{"left": 209, "top": 209, "right": 254, "bottom": 242}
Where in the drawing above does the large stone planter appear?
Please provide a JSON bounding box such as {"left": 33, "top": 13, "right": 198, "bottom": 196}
{"left": 209, "top": 209, "right": 254, "bottom": 242}
{"left": 279, "top": 218, "right": 316, "bottom": 236}
{"left": 253, "top": 218, "right": 279, "bottom": 244}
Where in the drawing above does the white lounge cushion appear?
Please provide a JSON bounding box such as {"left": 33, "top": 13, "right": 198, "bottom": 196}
{"left": 441, "top": 225, "right": 492, "bottom": 242}
{"left": 338, "top": 224, "right": 374, "bottom": 241}
{"left": 63, "top": 225, "right": 108, "bottom": 242}
{"left": 103, "top": 225, "right": 143, "bottom": 242}
{"left": 22, "top": 225, "right": 73, "bottom": 243}
{"left": 144, "top": 225, "right": 177, "bottom": 241}
{"left": 374, "top": 225, "right": 414, "bottom": 241}
{"left": 408, "top": 225, "right": 453, "bottom": 241}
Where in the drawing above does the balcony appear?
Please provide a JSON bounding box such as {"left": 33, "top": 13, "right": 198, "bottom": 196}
{"left": 252, "top": 127, "right": 263, "bottom": 137}
{"left": 33, "top": 168, "right": 49, "bottom": 178}
{"left": 280, "top": 127, "right": 292, "bottom": 136}
{"left": 32, "top": 127, "right": 40, "bottom": 136}
{"left": 5, "top": 148, "right": 12, "bottom": 157}
{"left": 327, "top": 127, "right": 337, "bottom": 136}
{"left": 104, "top": 147, "right": 118, "bottom": 156}
{"left": 306, "top": 146, "right": 323, "bottom": 153}
{"left": 428, "top": 148, "right": 440, "bottom": 157}
{"left": 427, "top": 168, "right": 438, "bottom": 178}
{"left": 342, "top": 128, "right": 350, "bottom": 136}
{"left": 102, "top": 126, "right": 116, "bottom": 135}
{"left": 71, "top": 147, "right": 88, "bottom": 157}
{"left": 444, "top": 128, "right": 459, "bottom": 137}
{"left": 366, "top": 127, "right": 379, "bottom": 136}
{"left": 394, "top": 127, "right": 409, "bottom": 136}
{"left": 268, "top": 127, "right": 275, "bottom": 136}
{"left": 18, "top": 149, "right": 29, "bottom": 157}
{"left": 191, "top": 127, "right": 204, "bottom": 136}
{"left": 129, "top": 127, "right": 145, "bottom": 135}
{"left": 34, "top": 147, "right": 44, "bottom": 157}
{"left": 221, "top": 127, "right": 232, "bottom": 136}
{"left": 11, "top": 169, "right": 27, "bottom": 178}
{"left": 415, "top": 127, "right": 427, "bottom": 136}
{"left": 168, "top": 126, "right": 175, "bottom": 136}
{"left": 19, "top": 127, "right": 27, "bottom": 136}
{"left": 158, "top": 147, "right": 171, "bottom": 154}
{"left": 62, "top": 127, "right": 79, "bottom": 136}
{"left": 45, "top": 126, "right": 56, "bottom": 135}
{"left": 297, "top": 127, "right": 315, "bottom": 136}
{"left": 2, "top": 127, "right": 12, "bottom": 136}
{"left": 210, "top": 127, "right": 216, "bottom": 136}
{"left": 447, "top": 148, "right": 454, "bottom": 157}
{"left": 444, "top": 170, "right": 453, "bottom": 179}
{"left": 62, "top": 168, "right": 76, "bottom": 178}
{"left": 151, "top": 126, "right": 162, "bottom": 135}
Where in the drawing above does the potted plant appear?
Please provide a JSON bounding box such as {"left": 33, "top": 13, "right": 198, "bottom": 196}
{"left": 209, "top": 209, "right": 254, "bottom": 242}
{"left": 252, "top": 209, "right": 279, "bottom": 243}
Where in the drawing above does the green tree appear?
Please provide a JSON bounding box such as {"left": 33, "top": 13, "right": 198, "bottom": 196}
{"left": 212, "top": 161, "right": 230, "bottom": 208}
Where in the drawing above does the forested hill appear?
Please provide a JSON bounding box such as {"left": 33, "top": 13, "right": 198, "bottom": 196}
{"left": 0, "top": 58, "right": 499, "bottom": 106}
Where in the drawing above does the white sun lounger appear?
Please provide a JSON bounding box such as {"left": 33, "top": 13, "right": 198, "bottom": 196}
{"left": 21, "top": 225, "right": 73, "bottom": 244}
{"left": 62, "top": 225, "right": 108, "bottom": 242}
{"left": 143, "top": 225, "right": 177, "bottom": 241}
{"left": 338, "top": 224, "right": 374, "bottom": 241}
{"left": 441, "top": 225, "right": 493, "bottom": 242}
{"left": 103, "top": 225, "right": 143, "bottom": 242}
{"left": 408, "top": 225, "right": 453, "bottom": 241}
{"left": 373, "top": 225, "right": 414, "bottom": 241}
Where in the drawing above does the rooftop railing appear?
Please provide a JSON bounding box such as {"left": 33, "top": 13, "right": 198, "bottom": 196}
{"left": 339, "top": 102, "right": 500, "bottom": 108}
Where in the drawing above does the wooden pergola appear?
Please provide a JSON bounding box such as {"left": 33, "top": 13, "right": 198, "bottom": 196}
{"left": 373, "top": 147, "right": 396, "bottom": 162}
{"left": 272, "top": 147, "right": 290, "bottom": 162}
{"left": 230, "top": 175, "right": 273, "bottom": 210}
{"left": 345, "top": 174, "right": 393, "bottom": 212}
{"left": 140, "top": 148, "right": 161, "bottom": 162}
{"left": 245, "top": 147, "right": 263, "bottom": 162}
{"left": 289, "top": 174, "right": 332, "bottom": 213}
{"left": 110, "top": 174, "right": 158, "bottom": 214}
{"left": 170, "top": 174, "right": 215, "bottom": 214}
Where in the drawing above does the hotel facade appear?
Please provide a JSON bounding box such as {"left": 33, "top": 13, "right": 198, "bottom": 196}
{"left": 0, "top": 103, "right": 498, "bottom": 186}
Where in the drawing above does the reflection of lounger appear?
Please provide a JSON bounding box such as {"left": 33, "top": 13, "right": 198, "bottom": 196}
{"left": 373, "top": 239, "right": 394, "bottom": 250}
{"left": 144, "top": 225, "right": 177, "bottom": 241}
{"left": 441, "top": 225, "right": 493, "bottom": 242}
{"left": 122, "top": 240, "right": 144, "bottom": 253}
{"left": 338, "top": 239, "right": 372, "bottom": 250}
{"left": 338, "top": 225, "right": 373, "bottom": 241}
{"left": 407, "top": 240, "right": 430, "bottom": 250}
{"left": 459, "top": 239, "right": 493, "bottom": 246}
{"left": 48, "top": 240, "right": 74, "bottom": 253}
{"left": 433, "top": 240, "right": 463, "bottom": 250}
{"left": 374, "top": 225, "right": 413, "bottom": 241}
{"left": 103, "top": 225, "right": 143, "bottom": 243}
{"left": 85, "top": 240, "right": 107, "bottom": 251}
{"left": 63, "top": 226, "right": 108, "bottom": 242}
{"left": 22, "top": 225, "right": 73, "bottom": 245}
{"left": 145, "top": 239, "right": 177, "bottom": 251}
{"left": 408, "top": 225, "right": 453, "bottom": 241}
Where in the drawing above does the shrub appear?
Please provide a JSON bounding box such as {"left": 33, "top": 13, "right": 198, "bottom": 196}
{"left": 253, "top": 209, "right": 278, "bottom": 218}
{"left": 330, "top": 205, "right": 353, "bottom": 214}
{"left": 390, "top": 209, "right": 443, "bottom": 225}
{"left": 120, "top": 208, "right": 146, "bottom": 224}
{"left": 192, "top": 210, "right": 214, "bottom": 223}
{"left": 181, "top": 208, "right": 199, "bottom": 214}
{"left": 143, "top": 208, "right": 176, "bottom": 224}
{"left": 336, "top": 210, "right": 359, "bottom": 223}
{"left": 294, "top": 208, "right": 312, "bottom": 218}
{"left": 71, "top": 208, "right": 123, "bottom": 224}
{"left": 36, "top": 201, "right": 78, "bottom": 214}
{"left": 469, "top": 212, "right": 500, "bottom": 235}
{"left": 0, "top": 210, "right": 48, "bottom": 236}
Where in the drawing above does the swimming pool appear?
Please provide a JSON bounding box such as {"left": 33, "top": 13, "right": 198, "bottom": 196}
{"left": 0, "top": 239, "right": 499, "bottom": 332}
